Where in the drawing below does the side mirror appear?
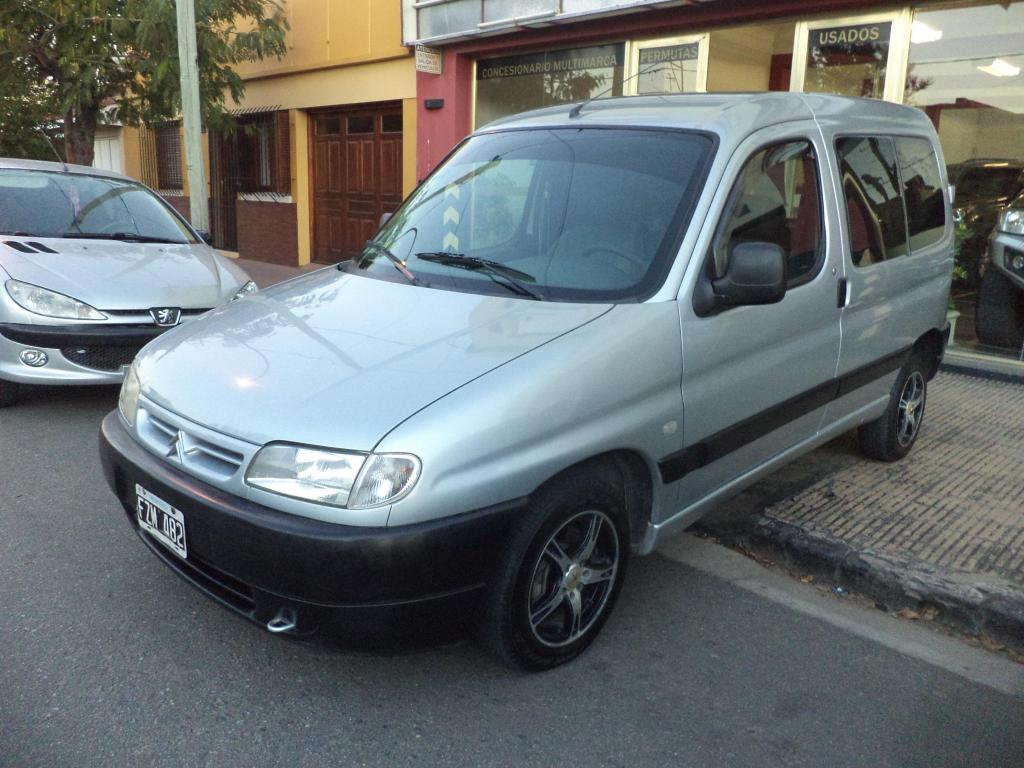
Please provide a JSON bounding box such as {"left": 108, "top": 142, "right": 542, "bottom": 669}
{"left": 711, "top": 241, "right": 787, "bottom": 307}
{"left": 379, "top": 212, "right": 393, "bottom": 228}
{"left": 195, "top": 229, "right": 213, "bottom": 245}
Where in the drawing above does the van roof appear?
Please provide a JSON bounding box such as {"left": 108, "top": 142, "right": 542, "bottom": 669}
{"left": 479, "top": 92, "right": 935, "bottom": 138}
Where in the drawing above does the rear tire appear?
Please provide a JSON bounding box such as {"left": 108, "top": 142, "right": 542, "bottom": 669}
{"left": 975, "top": 268, "right": 1024, "bottom": 350}
{"left": 0, "top": 379, "right": 19, "bottom": 408}
{"left": 858, "top": 355, "right": 928, "bottom": 462}
{"left": 476, "top": 463, "right": 630, "bottom": 671}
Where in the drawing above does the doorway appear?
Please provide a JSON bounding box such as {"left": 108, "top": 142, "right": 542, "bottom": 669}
{"left": 311, "top": 104, "right": 403, "bottom": 263}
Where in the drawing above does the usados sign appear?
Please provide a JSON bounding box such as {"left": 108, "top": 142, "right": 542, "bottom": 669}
{"left": 812, "top": 22, "right": 890, "bottom": 47}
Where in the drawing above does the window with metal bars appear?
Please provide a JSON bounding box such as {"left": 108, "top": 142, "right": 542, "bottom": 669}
{"left": 236, "top": 112, "right": 290, "bottom": 195}
{"left": 154, "top": 123, "right": 183, "bottom": 191}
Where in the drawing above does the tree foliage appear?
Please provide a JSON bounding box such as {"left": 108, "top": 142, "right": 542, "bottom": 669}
{"left": 0, "top": 0, "right": 288, "bottom": 165}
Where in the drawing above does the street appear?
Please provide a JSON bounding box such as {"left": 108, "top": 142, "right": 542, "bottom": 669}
{"left": 2, "top": 385, "right": 1023, "bottom": 768}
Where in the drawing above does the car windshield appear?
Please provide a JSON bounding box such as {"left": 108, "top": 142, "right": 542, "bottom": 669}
{"left": 0, "top": 169, "right": 195, "bottom": 243}
{"left": 956, "top": 166, "right": 1022, "bottom": 201}
{"left": 344, "top": 127, "right": 714, "bottom": 302}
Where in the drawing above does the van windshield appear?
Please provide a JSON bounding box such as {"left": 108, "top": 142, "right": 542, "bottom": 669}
{"left": 346, "top": 127, "right": 714, "bottom": 302}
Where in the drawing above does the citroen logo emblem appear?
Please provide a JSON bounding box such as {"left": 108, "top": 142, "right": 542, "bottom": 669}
{"left": 166, "top": 432, "right": 187, "bottom": 463}
{"left": 150, "top": 307, "right": 182, "bottom": 327}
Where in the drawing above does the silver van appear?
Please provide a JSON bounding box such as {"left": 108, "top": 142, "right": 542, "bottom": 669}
{"left": 101, "top": 94, "right": 953, "bottom": 669}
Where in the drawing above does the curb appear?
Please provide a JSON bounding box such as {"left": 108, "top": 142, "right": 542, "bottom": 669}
{"left": 695, "top": 515, "right": 1024, "bottom": 655}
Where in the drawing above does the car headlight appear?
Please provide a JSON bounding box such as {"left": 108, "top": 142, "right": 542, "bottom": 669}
{"left": 245, "top": 443, "right": 420, "bottom": 509}
{"left": 5, "top": 279, "right": 106, "bottom": 320}
{"left": 998, "top": 208, "right": 1024, "bottom": 236}
{"left": 118, "top": 365, "right": 141, "bottom": 427}
{"left": 231, "top": 281, "right": 258, "bottom": 301}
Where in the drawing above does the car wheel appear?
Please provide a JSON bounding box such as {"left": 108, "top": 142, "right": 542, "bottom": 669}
{"left": 975, "top": 268, "right": 1024, "bottom": 350}
{"left": 858, "top": 355, "right": 928, "bottom": 462}
{"left": 0, "top": 379, "right": 20, "bottom": 408}
{"left": 476, "top": 464, "right": 630, "bottom": 671}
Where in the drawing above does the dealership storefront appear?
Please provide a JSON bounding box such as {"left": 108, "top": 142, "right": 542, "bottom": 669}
{"left": 406, "top": 0, "right": 1024, "bottom": 373}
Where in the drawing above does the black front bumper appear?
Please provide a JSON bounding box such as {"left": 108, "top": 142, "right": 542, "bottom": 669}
{"left": 0, "top": 322, "right": 170, "bottom": 347}
{"left": 99, "top": 411, "right": 525, "bottom": 637}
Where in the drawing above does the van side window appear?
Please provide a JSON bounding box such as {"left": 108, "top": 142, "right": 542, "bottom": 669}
{"left": 894, "top": 137, "right": 946, "bottom": 251}
{"left": 836, "top": 136, "right": 909, "bottom": 267}
{"left": 713, "top": 140, "right": 823, "bottom": 287}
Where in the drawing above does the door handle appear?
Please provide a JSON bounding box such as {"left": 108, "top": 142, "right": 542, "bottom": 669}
{"left": 837, "top": 278, "right": 848, "bottom": 309}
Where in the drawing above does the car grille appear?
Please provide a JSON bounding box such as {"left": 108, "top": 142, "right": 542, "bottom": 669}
{"left": 137, "top": 407, "right": 246, "bottom": 481}
{"left": 61, "top": 344, "right": 145, "bottom": 371}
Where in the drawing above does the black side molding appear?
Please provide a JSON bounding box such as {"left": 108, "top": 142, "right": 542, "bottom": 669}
{"left": 658, "top": 347, "right": 910, "bottom": 484}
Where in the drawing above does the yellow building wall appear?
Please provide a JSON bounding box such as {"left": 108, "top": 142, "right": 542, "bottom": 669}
{"left": 235, "top": 0, "right": 408, "bottom": 80}
{"left": 121, "top": 125, "right": 143, "bottom": 180}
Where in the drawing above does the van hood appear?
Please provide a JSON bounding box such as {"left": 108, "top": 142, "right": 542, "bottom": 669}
{"left": 135, "top": 269, "right": 613, "bottom": 451}
{"left": 0, "top": 236, "right": 231, "bottom": 310}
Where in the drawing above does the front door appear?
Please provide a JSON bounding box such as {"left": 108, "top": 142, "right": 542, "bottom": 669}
{"left": 312, "top": 105, "right": 403, "bottom": 263}
{"left": 670, "top": 125, "right": 844, "bottom": 514}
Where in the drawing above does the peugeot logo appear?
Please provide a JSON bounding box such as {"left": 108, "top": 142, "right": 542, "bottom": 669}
{"left": 150, "top": 307, "right": 182, "bottom": 327}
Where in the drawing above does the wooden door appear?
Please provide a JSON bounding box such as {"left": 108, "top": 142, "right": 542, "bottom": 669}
{"left": 312, "top": 105, "right": 403, "bottom": 263}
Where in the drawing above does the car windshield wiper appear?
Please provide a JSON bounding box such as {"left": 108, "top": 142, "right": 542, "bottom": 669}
{"left": 415, "top": 252, "right": 542, "bottom": 300}
{"left": 61, "top": 231, "right": 185, "bottom": 244}
{"left": 0, "top": 230, "right": 41, "bottom": 237}
{"left": 356, "top": 240, "right": 419, "bottom": 285}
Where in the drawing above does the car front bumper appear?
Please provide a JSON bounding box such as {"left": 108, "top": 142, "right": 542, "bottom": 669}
{"left": 989, "top": 232, "right": 1024, "bottom": 290}
{"left": 99, "top": 411, "right": 525, "bottom": 638}
{"left": 0, "top": 323, "right": 170, "bottom": 385}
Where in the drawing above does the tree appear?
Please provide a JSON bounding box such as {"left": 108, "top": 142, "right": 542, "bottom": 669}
{"left": 0, "top": 0, "right": 288, "bottom": 166}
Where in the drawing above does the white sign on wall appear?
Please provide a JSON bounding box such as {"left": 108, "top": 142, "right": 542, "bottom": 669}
{"left": 415, "top": 45, "right": 443, "bottom": 75}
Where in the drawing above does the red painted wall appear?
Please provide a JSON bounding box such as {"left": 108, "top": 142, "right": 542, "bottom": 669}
{"left": 416, "top": 49, "right": 474, "bottom": 182}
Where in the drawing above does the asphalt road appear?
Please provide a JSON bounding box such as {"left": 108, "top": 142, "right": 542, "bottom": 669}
{"left": 2, "top": 385, "right": 1023, "bottom": 768}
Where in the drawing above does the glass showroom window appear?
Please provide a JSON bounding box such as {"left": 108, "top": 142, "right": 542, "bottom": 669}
{"left": 906, "top": 2, "right": 1024, "bottom": 358}
{"left": 475, "top": 44, "right": 625, "bottom": 127}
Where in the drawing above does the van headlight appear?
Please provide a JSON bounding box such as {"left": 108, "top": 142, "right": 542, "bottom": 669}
{"left": 6, "top": 279, "right": 106, "bottom": 320}
{"left": 232, "top": 281, "right": 257, "bottom": 301}
{"left": 118, "top": 365, "right": 141, "bottom": 427}
{"left": 245, "top": 444, "right": 420, "bottom": 509}
{"left": 998, "top": 208, "right": 1024, "bottom": 235}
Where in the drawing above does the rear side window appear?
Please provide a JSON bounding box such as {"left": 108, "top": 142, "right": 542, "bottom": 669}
{"left": 713, "top": 140, "right": 824, "bottom": 287}
{"left": 895, "top": 137, "right": 946, "bottom": 251}
{"left": 836, "top": 136, "right": 909, "bottom": 267}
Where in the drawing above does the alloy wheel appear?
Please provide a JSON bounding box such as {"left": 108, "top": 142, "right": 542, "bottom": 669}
{"left": 526, "top": 509, "right": 620, "bottom": 648}
{"left": 897, "top": 371, "right": 925, "bottom": 447}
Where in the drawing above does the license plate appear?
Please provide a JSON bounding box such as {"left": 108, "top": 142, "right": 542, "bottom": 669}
{"left": 135, "top": 484, "right": 187, "bottom": 560}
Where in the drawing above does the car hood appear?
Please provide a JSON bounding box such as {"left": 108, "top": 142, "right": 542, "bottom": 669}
{"left": 0, "top": 236, "right": 229, "bottom": 309}
{"left": 135, "top": 269, "right": 613, "bottom": 451}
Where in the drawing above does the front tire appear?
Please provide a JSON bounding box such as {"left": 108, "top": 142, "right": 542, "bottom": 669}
{"left": 476, "top": 464, "right": 630, "bottom": 671}
{"left": 975, "top": 268, "right": 1024, "bottom": 350}
{"left": 858, "top": 355, "right": 928, "bottom": 462}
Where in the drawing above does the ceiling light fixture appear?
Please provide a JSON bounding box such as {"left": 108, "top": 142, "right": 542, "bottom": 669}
{"left": 910, "top": 20, "right": 943, "bottom": 44}
{"left": 977, "top": 58, "right": 1021, "bottom": 77}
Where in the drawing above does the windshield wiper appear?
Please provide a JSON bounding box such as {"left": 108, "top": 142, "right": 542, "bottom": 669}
{"left": 357, "top": 240, "right": 419, "bottom": 285}
{"left": 415, "top": 252, "right": 542, "bottom": 300}
{"left": 61, "top": 231, "right": 185, "bottom": 244}
{"left": 0, "top": 231, "right": 41, "bottom": 237}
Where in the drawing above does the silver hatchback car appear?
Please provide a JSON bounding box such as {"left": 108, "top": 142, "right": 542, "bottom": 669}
{"left": 0, "top": 159, "right": 255, "bottom": 407}
{"left": 101, "top": 94, "right": 953, "bottom": 669}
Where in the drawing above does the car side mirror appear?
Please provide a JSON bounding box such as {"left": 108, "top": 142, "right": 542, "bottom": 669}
{"left": 195, "top": 229, "right": 212, "bottom": 245}
{"left": 711, "top": 241, "right": 787, "bottom": 307}
{"left": 379, "top": 212, "right": 392, "bottom": 228}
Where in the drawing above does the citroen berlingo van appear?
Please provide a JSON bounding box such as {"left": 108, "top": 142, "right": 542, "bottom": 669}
{"left": 101, "top": 93, "right": 953, "bottom": 670}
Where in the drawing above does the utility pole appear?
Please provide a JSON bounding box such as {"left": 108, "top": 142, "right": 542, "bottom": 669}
{"left": 175, "top": 0, "right": 209, "bottom": 233}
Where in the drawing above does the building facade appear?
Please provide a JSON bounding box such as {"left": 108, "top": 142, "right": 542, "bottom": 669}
{"left": 402, "top": 0, "right": 1024, "bottom": 372}
{"left": 111, "top": 0, "right": 417, "bottom": 268}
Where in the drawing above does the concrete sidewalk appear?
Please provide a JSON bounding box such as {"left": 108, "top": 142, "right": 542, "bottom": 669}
{"left": 699, "top": 370, "right": 1024, "bottom": 655}
{"left": 234, "top": 256, "right": 321, "bottom": 288}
